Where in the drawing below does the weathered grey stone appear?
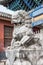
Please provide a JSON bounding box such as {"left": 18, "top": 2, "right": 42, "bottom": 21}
{"left": 5, "top": 10, "right": 43, "bottom": 65}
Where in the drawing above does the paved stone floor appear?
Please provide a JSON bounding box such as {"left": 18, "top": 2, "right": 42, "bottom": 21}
{"left": 0, "top": 62, "right": 4, "bottom": 65}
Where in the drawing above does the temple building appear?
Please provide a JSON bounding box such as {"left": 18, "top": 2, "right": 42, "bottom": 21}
{"left": 0, "top": 5, "right": 14, "bottom": 51}
{"left": 30, "top": 5, "right": 43, "bottom": 34}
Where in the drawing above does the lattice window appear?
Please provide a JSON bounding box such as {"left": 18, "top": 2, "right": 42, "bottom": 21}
{"left": 4, "top": 26, "right": 13, "bottom": 47}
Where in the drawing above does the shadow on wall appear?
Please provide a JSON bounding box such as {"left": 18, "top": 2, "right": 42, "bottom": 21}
{"left": 0, "top": 51, "right": 7, "bottom": 61}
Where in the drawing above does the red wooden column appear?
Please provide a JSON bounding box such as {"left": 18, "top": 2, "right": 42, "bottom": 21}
{"left": 0, "top": 21, "right": 4, "bottom": 51}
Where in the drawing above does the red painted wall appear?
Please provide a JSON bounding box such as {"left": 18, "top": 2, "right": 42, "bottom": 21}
{"left": 0, "top": 19, "right": 13, "bottom": 52}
